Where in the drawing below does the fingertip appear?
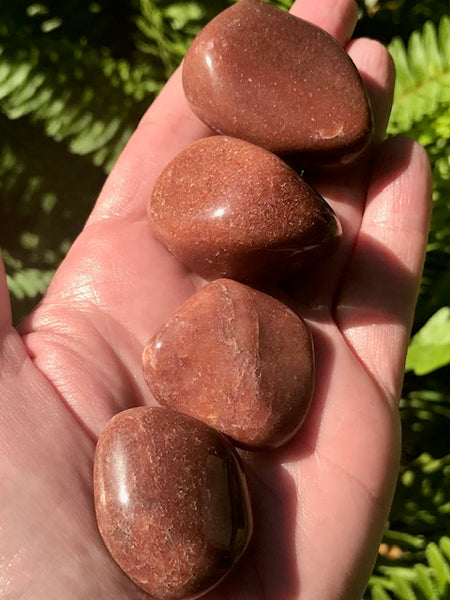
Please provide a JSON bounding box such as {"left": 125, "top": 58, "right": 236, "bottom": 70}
{"left": 290, "top": 0, "right": 358, "bottom": 45}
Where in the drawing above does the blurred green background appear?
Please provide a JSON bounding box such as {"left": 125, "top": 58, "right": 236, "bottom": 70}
{"left": 0, "top": 1, "right": 449, "bottom": 597}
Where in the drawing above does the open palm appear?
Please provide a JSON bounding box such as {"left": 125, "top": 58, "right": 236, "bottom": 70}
{"left": 0, "top": 1, "right": 431, "bottom": 598}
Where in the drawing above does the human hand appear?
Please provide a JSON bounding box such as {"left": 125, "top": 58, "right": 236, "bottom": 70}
{"left": 0, "top": 0, "right": 431, "bottom": 598}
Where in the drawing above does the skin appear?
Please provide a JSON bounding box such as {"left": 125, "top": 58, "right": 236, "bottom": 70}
{"left": 0, "top": 0, "right": 432, "bottom": 598}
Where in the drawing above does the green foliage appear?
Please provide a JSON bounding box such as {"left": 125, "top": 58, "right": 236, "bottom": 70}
{"left": 0, "top": 32, "right": 157, "bottom": 171}
{"left": 367, "top": 537, "right": 450, "bottom": 599}
{"left": 0, "top": 0, "right": 182, "bottom": 322}
{"left": 387, "top": 16, "right": 450, "bottom": 135}
{"left": 406, "top": 308, "right": 450, "bottom": 375}
{"left": 136, "top": 0, "right": 208, "bottom": 77}
{"left": 356, "top": 1, "right": 450, "bottom": 44}
{"left": 6, "top": 267, "right": 55, "bottom": 302}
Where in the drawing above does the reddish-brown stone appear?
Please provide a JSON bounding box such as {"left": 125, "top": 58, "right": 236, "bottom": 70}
{"left": 94, "top": 407, "right": 252, "bottom": 600}
{"left": 182, "top": 0, "right": 373, "bottom": 166}
{"left": 143, "top": 279, "right": 314, "bottom": 449}
{"left": 148, "top": 136, "right": 340, "bottom": 282}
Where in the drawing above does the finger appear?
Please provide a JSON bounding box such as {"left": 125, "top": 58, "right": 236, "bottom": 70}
{"left": 334, "top": 136, "right": 432, "bottom": 402}
{"left": 346, "top": 38, "right": 396, "bottom": 144}
{"left": 87, "top": 0, "right": 360, "bottom": 226}
{"left": 0, "top": 249, "right": 12, "bottom": 332}
{"left": 295, "top": 39, "right": 396, "bottom": 311}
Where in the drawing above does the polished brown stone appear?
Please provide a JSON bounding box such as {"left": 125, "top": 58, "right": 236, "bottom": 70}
{"left": 94, "top": 407, "right": 252, "bottom": 600}
{"left": 143, "top": 279, "right": 314, "bottom": 449}
{"left": 182, "top": 0, "right": 373, "bottom": 166}
{"left": 148, "top": 136, "right": 340, "bottom": 282}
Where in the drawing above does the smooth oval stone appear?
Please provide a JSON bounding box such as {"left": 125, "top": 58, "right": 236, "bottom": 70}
{"left": 148, "top": 135, "right": 340, "bottom": 282}
{"left": 94, "top": 406, "right": 252, "bottom": 600}
{"left": 143, "top": 279, "right": 314, "bottom": 449}
{"left": 182, "top": 0, "right": 373, "bottom": 166}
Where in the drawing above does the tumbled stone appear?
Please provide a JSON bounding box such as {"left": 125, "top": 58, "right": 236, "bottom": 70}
{"left": 182, "top": 0, "right": 373, "bottom": 166}
{"left": 143, "top": 279, "right": 314, "bottom": 449}
{"left": 94, "top": 406, "right": 252, "bottom": 600}
{"left": 148, "top": 135, "right": 340, "bottom": 282}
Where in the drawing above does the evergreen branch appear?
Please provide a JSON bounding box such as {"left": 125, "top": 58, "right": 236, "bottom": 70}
{"left": 6, "top": 267, "right": 55, "bottom": 301}
{"left": 366, "top": 537, "right": 450, "bottom": 599}
{"left": 388, "top": 16, "right": 450, "bottom": 134}
{"left": 0, "top": 35, "right": 159, "bottom": 172}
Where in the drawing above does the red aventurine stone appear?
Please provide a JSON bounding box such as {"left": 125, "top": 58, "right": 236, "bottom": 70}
{"left": 143, "top": 279, "right": 314, "bottom": 449}
{"left": 94, "top": 407, "right": 252, "bottom": 600}
{"left": 148, "top": 136, "right": 340, "bottom": 282}
{"left": 182, "top": 0, "right": 373, "bottom": 166}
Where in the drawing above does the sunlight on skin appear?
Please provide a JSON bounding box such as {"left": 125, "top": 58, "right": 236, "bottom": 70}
{"left": 335, "top": 138, "right": 431, "bottom": 400}
{"left": 0, "top": 0, "right": 432, "bottom": 598}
